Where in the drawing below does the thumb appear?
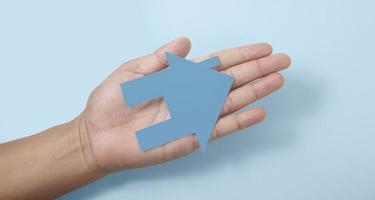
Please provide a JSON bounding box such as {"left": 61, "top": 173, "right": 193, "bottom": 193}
{"left": 130, "top": 37, "right": 192, "bottom": 75}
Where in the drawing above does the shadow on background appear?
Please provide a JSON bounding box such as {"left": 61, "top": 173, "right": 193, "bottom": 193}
{"left": 60, "top": 73, "right": 324, "bottom": 199}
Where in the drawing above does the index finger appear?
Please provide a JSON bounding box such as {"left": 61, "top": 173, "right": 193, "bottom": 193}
{"left": 192, "top": 43, "right": 273, "bottom": 70}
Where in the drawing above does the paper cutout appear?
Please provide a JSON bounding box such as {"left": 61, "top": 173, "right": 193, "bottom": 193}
{"left": 121, "top": 53, "right": 233, "bottom": 151}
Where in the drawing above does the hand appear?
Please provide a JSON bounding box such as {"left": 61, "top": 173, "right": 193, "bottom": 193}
{"left": 81, "top": 37, "right": 291, "bottom": 172}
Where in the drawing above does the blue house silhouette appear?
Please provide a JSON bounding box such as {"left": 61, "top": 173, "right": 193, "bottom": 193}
{"left": 121, "top": 53, "right": 233, "bottom": 151}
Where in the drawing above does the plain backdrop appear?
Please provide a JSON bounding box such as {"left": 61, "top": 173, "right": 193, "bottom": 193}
{"left": 1, "top": 1, "right": 374, "bottom": 199}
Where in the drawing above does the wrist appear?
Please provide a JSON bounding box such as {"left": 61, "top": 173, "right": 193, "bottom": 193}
{"left": 0, "top": 114, "right": 108, "bottom": 199}
{"left": 69, "top": 113, "right": 108, "bottom": 177}
{"left": 39, "top": 115, "right": 108, "bottom": 198}
{"left": 35, "top": 114, "right": 108, "bottom": 198}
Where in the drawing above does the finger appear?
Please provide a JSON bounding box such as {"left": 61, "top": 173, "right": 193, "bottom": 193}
{"left": 126, "top": 37, "right": 192, "bottom": 74}
{"left": 221, "top": 73, "right": 284, "bottom": 116}
{"left": 193, "top": 43, "right": 272, "bottom": 70}
{"left": 223, "top": 53, "right": 291, "bottom": 90}
{"left": 210, "top": 108, "right": 266, "bottom": 141}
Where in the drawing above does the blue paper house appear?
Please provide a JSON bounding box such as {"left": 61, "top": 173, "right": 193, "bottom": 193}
{"left": 121, "top": 53, "right": 233, "bottom": 151}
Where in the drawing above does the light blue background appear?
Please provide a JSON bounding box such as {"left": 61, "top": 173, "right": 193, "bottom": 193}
{"left": 1, "top": 1, "right": 374, "bottom": 199}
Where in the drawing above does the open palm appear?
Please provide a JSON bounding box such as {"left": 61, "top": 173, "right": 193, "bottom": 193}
{"left": 81, "top": 37, "right": 290, "bottom": 172}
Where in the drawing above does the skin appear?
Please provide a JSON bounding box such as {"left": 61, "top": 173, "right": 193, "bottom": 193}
{"left": 0, "top": 37, "right": 291, "bottom": 199}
